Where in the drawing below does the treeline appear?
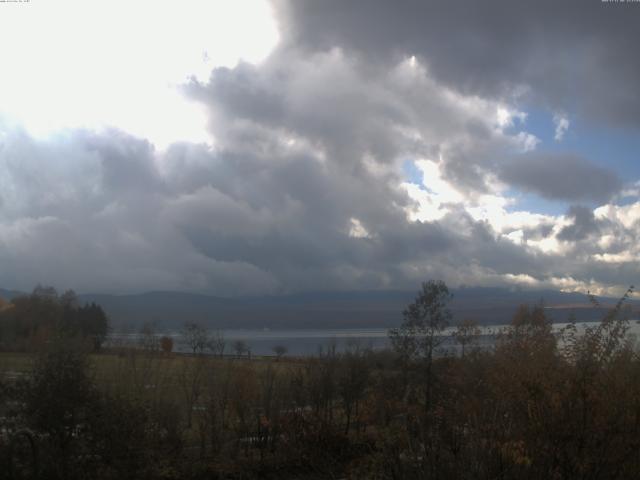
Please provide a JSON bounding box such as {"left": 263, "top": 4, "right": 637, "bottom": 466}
{"left": 1, "top": 280, "right": 639, "bottom": 479}
{"left": 0, "top": 286, "right": 108, "bottom": 352}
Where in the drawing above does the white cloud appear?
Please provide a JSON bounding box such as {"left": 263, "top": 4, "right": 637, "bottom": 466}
{"left": 595, "top": 201, "right": 640, "bottom": 229}
{"left": 405, "top": 158, "right": 561, "bottom": 244}
{"left": 553, "top": 113, "right": 570, "bottom": 141}
{"left": 515, "top": 131, "right": 541, "bottom": 152}
{"left": 592, "top": 252, "right": 637, "bottom": 263}
{"left": 505, "top": 230, "right": 524, "bottom": 244}
{"left": 496, "top": 106, "right": 527, "bottom": 129}
{"left": 348, "top": 218, "right": 372, "bottom": 238}
{"left": 503, "top": 273, "right": 539, "bottom": 286}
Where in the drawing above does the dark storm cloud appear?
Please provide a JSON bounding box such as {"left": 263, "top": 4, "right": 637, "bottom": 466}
{"left": 558, "top": 205, "right": 601, "bottom": 242}
{"left": 0, "top": 121, "right": 633, "bottom": 295}
{"left": 499, "top": 152, "right": 621, "bottom": 203}
{"left": 0, "top": 121, "right": 563, "bottom": 295}
{"left": 185, "top": 47, "right": 529, "bottom": 198}
{"left": 522, "top": 223, "right": 554, "bottom": 242}
{"left": 274, "top": 0, "right": 640, "bottom": 128}
{"left": 0, "top": 124, "right": 280, "bottom": 295}
{"left": 81, "top": 130, "right": 162, "bottom": 194}
{"left": 176, "top": 41, "right": 567, "bottom": 291}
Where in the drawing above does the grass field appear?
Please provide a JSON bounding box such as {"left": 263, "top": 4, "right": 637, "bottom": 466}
{"left": 0, "top": 349, "right": 303, "bottom": 387}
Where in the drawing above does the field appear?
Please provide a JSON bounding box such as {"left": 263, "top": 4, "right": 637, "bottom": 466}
{"left": 0, "top": 349, "right": 302, "bottom": 386}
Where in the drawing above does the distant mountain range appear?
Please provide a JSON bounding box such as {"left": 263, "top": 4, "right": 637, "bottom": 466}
{"left": 1, "top": 286, "right": 638, "bottom": 331}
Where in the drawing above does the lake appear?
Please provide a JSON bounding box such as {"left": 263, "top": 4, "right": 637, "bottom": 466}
{"left": 107, "top": 319, "right": 640, "bottom": 356}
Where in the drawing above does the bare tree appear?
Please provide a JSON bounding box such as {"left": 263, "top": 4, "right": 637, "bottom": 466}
{"left": 208, "top": 329, "right": 226, "bottom": 357}
{"left": 233, "top": 339, "right": 248, "bottom": 359}
{"left": 138, "top": 322, "right": 159, "bottom": 353}
{"left": 272, "top": 344, "right": 287, "bottom": 361}
{"left": 183, "top": 322, "right": 209, "bottom": 355}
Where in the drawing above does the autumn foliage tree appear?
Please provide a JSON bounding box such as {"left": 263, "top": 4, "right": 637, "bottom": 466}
{"left": 0, "top": 287, "right": 108, "bottom": 352}
{"left": 160, "top": 335, "right": 174, "bottom": 355}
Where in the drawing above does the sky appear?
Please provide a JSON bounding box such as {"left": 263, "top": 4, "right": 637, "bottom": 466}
{"left": 0, "top": 0, "right": 638, "bottom": 297}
